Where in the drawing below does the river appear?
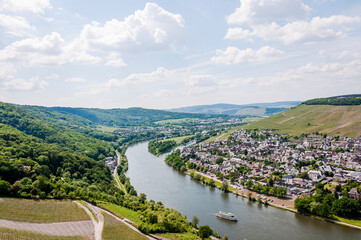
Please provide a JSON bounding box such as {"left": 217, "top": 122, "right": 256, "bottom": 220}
{"left": 125, "top": 142, "right": 361, "bottom": 240}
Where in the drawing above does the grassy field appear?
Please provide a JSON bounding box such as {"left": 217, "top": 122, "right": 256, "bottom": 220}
{"left": 334, "top": 216, "right": 361, "bottom": 228}
{"left": 0, "top": 227, "right": 88, "bottom": 240}
{"left": 161, "top": 135, "right": 195, "bottom": 144}
{"left": 102, "top": 213, "right": 148, "bottom": 240}
{"left": 96, "top": 125, "right": 120, "bottom": 133}
{"left": 98, "top": 203, "right": 142, "bottom": 226}
{"left": 155, "top": 118, "right": 200, "bottom": 125}
{"left": 0, "top": 198, "right": 89, "bottom": 223}
{"left": 244, "top": 104, "right": 361, "bottom": 137}
{"left": 157, "top": 232, "right": 200, "bottom": 240}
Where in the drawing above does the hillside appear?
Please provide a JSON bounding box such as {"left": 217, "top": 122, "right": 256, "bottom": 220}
{"left": 304, "top": 94, "right": 361, "bottom": 106}
{"left": 168, "top": 101, "right": 301, "bottom": 117}
{"left": 244, "top": 104, "right": 361, "bottom": 137}
{"left": 47, "top": 106, "right": 220, "bottom": 127}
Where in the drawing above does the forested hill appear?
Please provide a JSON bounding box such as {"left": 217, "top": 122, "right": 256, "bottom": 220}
{"left": 0, "top": 101, "right": 121, "bottom": 202}
{"left": 45, "top": 106, "right": 220, "bottom": 127}
{"left": 304, "top": 94, "right": 361, "bottom": 105}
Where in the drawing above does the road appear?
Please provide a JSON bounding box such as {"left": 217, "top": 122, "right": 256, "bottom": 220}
{"left": 114, "top": 150, "right": 127, "bottom": 195}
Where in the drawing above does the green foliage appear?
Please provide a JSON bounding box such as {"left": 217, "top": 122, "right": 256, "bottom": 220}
{"left": 165, "top": 150, "right": 187, "bottom": 171}
{"left": 332, "top": 197, "right": 361, "bottom": 218}
{"left": 215, "top": 157, "right": 224, "bottom": 165}
{"left": 220, "top": 181, "right": 229, "bottom": 192}
{"left": 0, "top": 103, "right": 121, "bottom": 203}
{"left": 295, "top": 183, "right": 361, "bottom": 220}
{"left": 0, "top": 180, "right": 11, "bottom": 196}
{"left": 304, "top": 95, "right": 361, "bottom": 106}
{"left": 192, "top": 216, "right": 200, "bottom": 228}
{"left": 198, "top": 225, "right": 213, "bottom": 239}
{"left": 148, "top": 140, "right": 177, "bottom": 155}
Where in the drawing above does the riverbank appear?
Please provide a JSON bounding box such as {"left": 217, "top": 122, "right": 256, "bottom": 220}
{"left": 188, "top": 170, "right": 361, "bottom": 230}
{"left": 125, "top": 141, "right": 361, "bottom": 240}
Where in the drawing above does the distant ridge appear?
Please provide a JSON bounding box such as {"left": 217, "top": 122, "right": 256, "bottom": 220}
{"left": 304, "top": 94, "right": 361, "bottom": 106}
{"left": 167, "top": 101, "right": 302, "bottom": 117}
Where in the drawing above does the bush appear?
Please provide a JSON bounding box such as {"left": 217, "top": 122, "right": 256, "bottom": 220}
{"left": 0, "top": 180, "right": 11, "bottom": 196}
{"left": 198, "top": 225, "right": 213, "bottom": 239}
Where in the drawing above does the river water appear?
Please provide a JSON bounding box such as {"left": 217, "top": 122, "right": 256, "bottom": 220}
{"left": 125, "top": 142, "right": 361, "bottom": 240}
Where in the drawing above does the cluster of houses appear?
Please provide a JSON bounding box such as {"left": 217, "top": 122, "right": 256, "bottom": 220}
{"left": 180, "top": 129, "right": 361, "bottom": 199}
{"left": 105, "top": 156, "right": 117, "bottom": 172}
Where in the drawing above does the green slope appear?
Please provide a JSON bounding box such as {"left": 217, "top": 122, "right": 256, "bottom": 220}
{"left": 244, "top": 104, "right": 361, "bottom": 137}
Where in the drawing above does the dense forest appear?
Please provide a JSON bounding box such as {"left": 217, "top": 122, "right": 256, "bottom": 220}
{"left": 148, "top": 140, "right": 177, "bottom": 155}
{"left": 304, "top": 94, "right": 361, "bottom": 105}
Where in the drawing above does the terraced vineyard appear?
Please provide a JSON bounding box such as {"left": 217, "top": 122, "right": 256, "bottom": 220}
{"left": 0, "top": 198, "right": 89, "bottom": 223}
{"left": 244, "top": 104, "right": 361, "bottom": 137}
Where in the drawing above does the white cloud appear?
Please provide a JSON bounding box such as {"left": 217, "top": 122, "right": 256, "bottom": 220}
{"left": 258, "top": 59, "right": 361, "bottom": 86}
{"left": 3, "top": 77, "right": 48, "bottom": 90}
{"left": 73, "top": 3, "right": 185, "bottom": 54}
{"left": 185, "top": 75, "right": 217, "bottom": 87}
{"left": 0, "top": 14, "right": 35, "bottom": 36}
{"left": 0, "top": 32, "right": 101, "bottom": 67}
{"left": 319, "top": 50, "right": 361, "bottom": 60}
{"left": 227, "top": 0, "right": 311, "bottom": 25}
{"left": 0, "top": 62, "right": 16, "bottom": 80}
{"left": 105, "top": 67, "right": 172, "bottom": 88}
{"left": 105, "top": 54, "right": 127, "bottom": 67}
{"left": 211, "top": 46, "right": 283, "bottom": 65}
{"left": 0, "top": 0, "right": 51, "bottom": 13}
{"left": 65, "top": 77, "right": 86, "bottom": 83}
{"left": 226, "top": 15, "right": 361, "bottom": 44}
{"left": 46, "top": 74, "right": 59, "bottom": 79}
{"left": 152, "top": 89, "right": 172, "bottom": 98}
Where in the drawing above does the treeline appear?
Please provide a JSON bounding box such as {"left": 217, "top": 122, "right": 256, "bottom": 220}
{"left": 295, "top": 182, "right": 361, "bottom": 219}
{"left": 148, "top": 140, "right": 177, "bottom": 156}
{"left": 304, "top": 95, "right": 361, "bottom": 106}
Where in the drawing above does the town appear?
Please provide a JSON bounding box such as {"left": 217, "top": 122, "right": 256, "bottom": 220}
{"left": 179, "top": 129, "right": 361, "bottom": 202}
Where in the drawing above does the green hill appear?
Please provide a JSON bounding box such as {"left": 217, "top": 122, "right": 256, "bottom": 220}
{"left": 304, "top": 94, "right": 361, "bottom": 106}
{"left": 244, "top": 104, "right": 361, "bottom": 137}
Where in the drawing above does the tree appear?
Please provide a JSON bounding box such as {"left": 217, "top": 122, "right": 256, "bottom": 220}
{"left": 209, "top": 179, "right": 215, "bottom": 187}
{"left": 0, "top": 180, "right": 11, "bottom": 196}
{"left": 295, "top": 197, "right": 311, "bottom": 214}
{"left": 332, "top": 197, "right": 361, "bottom": 218}
{"left": 220, "top": 181, "right": 229, "bottom": 192}
{"left": 216, "top": 171, "right": 223, "bottom": 180}
{"left": 268, "top": 177, "right": 274, "bottom": 187}
{"left": 215, "top": 157, "right": 224, "bottom": 165}
{"left": 246, "top": 179, "right": 253, "bottom": 188}
{"left": 198, "top": 225, "right": 213, "bottom": 239}
{"left": 192, "top": 216, "right": 200, "bottom": 228}
{"left": 248, "top": 192, "right": 252, "bottom": 201}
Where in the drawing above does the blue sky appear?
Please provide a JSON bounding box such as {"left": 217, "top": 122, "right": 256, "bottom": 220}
{"left": 0, "top": 0, "right": 361, "bottom": 109}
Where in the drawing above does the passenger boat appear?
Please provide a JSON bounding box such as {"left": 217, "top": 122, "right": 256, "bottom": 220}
{"left": 215, "top": 211, "right": 238, "bottom": 221}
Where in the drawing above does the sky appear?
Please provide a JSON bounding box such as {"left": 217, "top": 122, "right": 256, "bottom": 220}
{"left": 0, "top": 0, "right": 361, "bottom": 109}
